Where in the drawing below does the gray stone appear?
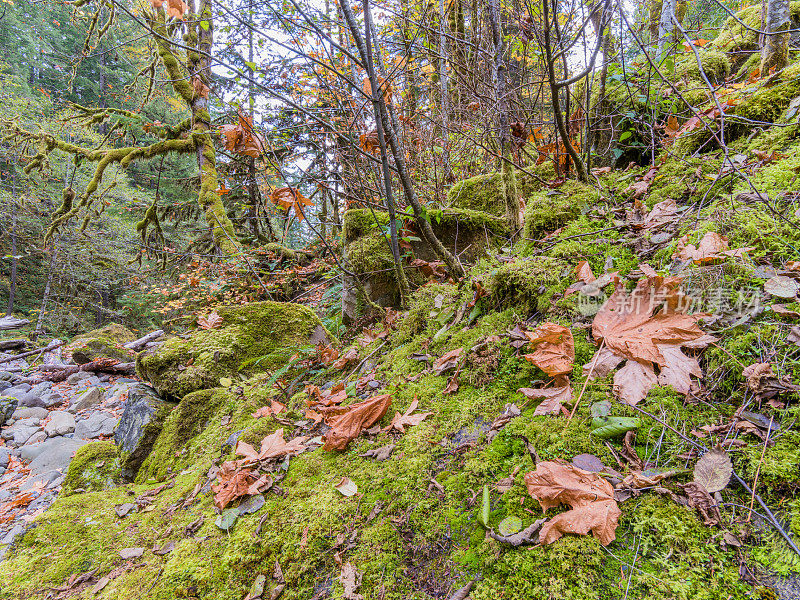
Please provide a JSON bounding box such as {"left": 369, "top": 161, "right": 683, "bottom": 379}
{"left": 30, "top": 381, "right": 53, "bottom": 395}
{"left": 12, "top": 407, "right": 49, "bottom": 420}
{"left": 23, "top": 436, "right": 89, "bottom": 475}
{"left": 0, "top": 524, "right": 25, "bottom": 546}
{"left": 0, "top": 381, "right": 10, "bottom": 393}
{"left": 17, "top": 392, "right": 45, "bottom": 409}
{"left": 114, "top": 384, "right": 173, "bottom": 480}
{"left": 0, "top": 384, "right": 31, "bottom": 400}
{"left": 0, "top": 371, "right": 13, "bottom": 381}
{"left": 45, "top": 411, "right": 75, "bottom": 437}
{"left": 74, "top": 412, "right": 117, "bottom": 439}
{"left": 25, "top": 430, "right": 47, "bottom": 446}
{"left": 0, "top": 396, "right": 17, "bottom": 427}
{"left": 7, "top": 424, "right": 42, "bottom": 447}
{"left": 71, "top": 386, "right": 104, "bottom": 411}
{"left": 66, "top": 371, "right": 92, "bottom": 385}
{"left": 40, "top": 391, "right": 64, "bottom": 408}
{"left": 0, "top": 447, "right": 10, "bottom": 468}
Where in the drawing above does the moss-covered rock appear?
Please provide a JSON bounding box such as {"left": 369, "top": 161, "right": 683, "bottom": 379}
{"left": 136, "top": 301, "right": 330, "bottom": 398}
{"left": 62, "top": 441, "right": 123, "bottom": 496}
{"left": 447, "top": 173, "right": 506, "bottom": 216}
{"left": 676, "top": 49, "right": 731, "bottom": 84}
{"left": 68, "top": 323, "right": 137, "bottom": 365}
{"left": 523, "top": 180, "right": 596, "bottom": 239}
{"left": 342, "top": 209, "right": 391, "bottom": 244}
{"left": 487, "top": 256, "right": 569, "bottom": 315}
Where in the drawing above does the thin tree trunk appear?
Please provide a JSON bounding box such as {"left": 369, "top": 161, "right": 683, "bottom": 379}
{"left": 657, "top": 0, "right": 677, "bottom": 61}
{"left": 438, "top": 0, "right": 454, "bottom": 184}
{"left": 363, "top": 0, "right": 411, "bottom": 307}
{"left": 35, "top": 241, "right": 58, "bottom": 338}
{"left": 761, "top": 0, "right": 791, "bottom": 73}
{"left": 488, "top": 0, "right": 521, "bottom": 230}
{"left": 341, "top": 0, "right": 465, "bottom": 279}
{"left": 7, "top": 178, "right": 17, "bottom": 315}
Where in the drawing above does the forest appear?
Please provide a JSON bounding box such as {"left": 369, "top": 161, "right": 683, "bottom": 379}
{"left": 0, "top": 0, "right": 800, "bottom": 597}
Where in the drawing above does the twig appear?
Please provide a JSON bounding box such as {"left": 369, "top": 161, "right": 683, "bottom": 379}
{"left": 748, "top": 415, "right": 774, "bottom": 522}
{"left": 566, "top": 339, "right": 605, "bottom": 424}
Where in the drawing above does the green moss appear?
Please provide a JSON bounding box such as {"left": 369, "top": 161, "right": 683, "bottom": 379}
{"left": 136, "top": 301, "right": 328, "bottom": 398}
{"left": 676, "top": 49, "right": 731, "bottom": 84}
{"left": 523, "top": 180, "right": 595, "bottom": 239}
{"left": 735, "top": 62, "right": 800, "bottom": 124}
{"left": 68, "top": 323, "right": 137, "bottom": 364}
{"left": 137, "top": 387, "right": 230, "bottom": 482}
{"left": 345, "top": 231, "right": 395, "bottom": 278}
{"left": 447, "top": 173, "right": 506, "bottom": 216}
{"left": 62, "top": 441, "right": 123, "bottom": 496}
{"left": 487, "top": 256, "right": 569, "bottom": 315}
{"left": 342, "top": 209, "right": 390, "bottom": 244}
{"left": 428, "top": 207, "right": 509, "bottom": 236}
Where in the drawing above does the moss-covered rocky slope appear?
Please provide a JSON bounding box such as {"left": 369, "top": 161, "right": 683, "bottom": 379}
{"left": 2, "top": 18, "right": 800, "bottom": 599}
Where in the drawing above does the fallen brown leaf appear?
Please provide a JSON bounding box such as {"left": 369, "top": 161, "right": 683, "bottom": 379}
{"left": 385, "top": 397, "right": 432, "bottom": 433}
{"left": 519, "top": 384, "right": 573, "bottom": 416}
{"left": 433, "top": 348, "right": 463, "bottom": 375}
{"left": 319, "top": 394, "right": 392, "bottom": 450}
{"left": 524, "top": 461, "right": 621, "bottom": 546}
{"left": 523, "top": 322, "right": 574, "bottom": 377}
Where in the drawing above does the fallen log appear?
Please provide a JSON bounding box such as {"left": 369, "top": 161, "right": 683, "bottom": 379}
{"left": 0, "top": 339, "right": 64, "bottom": 365}
{"left": 124, "top": 330, "right": 164, "bottom": 351}
{"left": 37, "top": 358, "right": 136, "bottom": 383}
{"left": 0, "top": 316, "right": 30, "bottom": 330}
{"left": 0, "top": 339, "right": 28, "bottom": 351}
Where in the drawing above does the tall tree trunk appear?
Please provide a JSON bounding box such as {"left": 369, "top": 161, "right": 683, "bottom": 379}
{"left": 245, "top": 0, "right": 264, "bottom": 241}
{"left": 438, "top": 0, "right": 454, "bottom": 184}
{"left": 488, "top": 0, "right": 521, "bottom": 230}
{"left": 7, "top": 177, "right": 17, "bottom": 315}
{"left": 657, "top": 0, "right": 677, "bottom": 61}
{"left": 35, "top": 241, "right": 58, "bottom": 338}
{"left": 184, "top": 0, "right": 239, "bottom": 255}
{"left": 761, "top": 0, "right": 791, "bottom": 73}
{"left": 363, "top": 0, "right": 411, "bottom": 307}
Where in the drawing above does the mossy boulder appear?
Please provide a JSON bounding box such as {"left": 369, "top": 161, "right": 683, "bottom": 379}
{"left": 62, "top": 441, "right": 123, "bottom": 496}
{"left": 523, "top": 180, "right": 595, "bottom": 239}
{"left": 68, "top": 323, "right": 137, "bottom": 365}
{"left": 676, "top": 49, "right": 731, "bottom": 84}
{"left": 447, "top": 173, "right": 507, "bottom": 216}
{"left": 342, "top": 209, "right": 391, "bottom": 244}
{"left": 487, "top": 256, "right": 568, "bottom": 315}
{"left": 136, "top": 387, "right": 231, "bottom": 483}
{"left": 136, "top": 301, "right": 330, "bottom": 398}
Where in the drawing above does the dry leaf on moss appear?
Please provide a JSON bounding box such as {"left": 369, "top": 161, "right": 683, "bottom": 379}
{"left": 693, "top": 448, "right": 732, "bottom": 493}
{"left": 197, "top": 310, "right": 223, "bottom": 330}
{"left": 592, "top": 276, "right": 704, "bottom": 366}
{"left": 523, "top": 322, "right": 574, "bottom": 377}
{"left": 524, "top": 461, "right": 621, "bottom": 546}
{"left": 236, "top": 429, "right": 307, "bottom": 465}
{"left": 339, "top": 562, "right": 364, "bottom": 600}
{"left": 519, "top": 384, "right": 573, "bottom": 416}
{"left": 742, "top": 362, "right": 800, "bottom": 399}
{"left": 676, "top": 232, "right": 753, "bottom": 264}
{"left": 613, "top": 360, "right": 657, "bottom": 406}
{"left": 319, "top": 394, "right": 392, "bottom": 450}
{"left": 332, "top": 348, "right": 359, "bottom": 370}
{"left": 433, "top": 348, "right": 463, "bottom": 375}
{"left": 385, "top": 397, "right": 432, "bottom": 433}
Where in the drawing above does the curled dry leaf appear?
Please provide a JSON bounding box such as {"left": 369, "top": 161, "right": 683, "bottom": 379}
{"left": 334, "top": 477, "right": 358, "bottom": 497}
{"left": 433, "top": 348, "right": 463, "bottom": 375}
{"left": 524, "top": 461, "right": 621, "bottom": 546}
{"left": 575, "top": 260, "right": 596, "bottom": 284}
{"left": 332, "top": 348, "right": 359, "bottom": 370}
{"left": 519, "top": 384, "right": 573, "bottom": 416}
{"left": 741, "top": 362, "right": 800, "bottom": 399}
{"left": 270, "top": 187, "right": 314, "bottom": 221}
{"left": 788, "top": 326, "right": 800, "bottom": 346}
{"left": 220, "top": 112, "right": 267, "bottom": 158}
{"left": 693, "top": 448, "right": 732, "bottom": 493}
{"left": 386, "top": 396, "right": 432, "bottom": 433}
{"left": 236, "top": 429, "right": 307, "bottom": 465}
{"left": 681, "top": 481, "right": 721, "bottom": 526}
{"left": 252, "top": 400, "right": 286, "bottom": 419}
{"left": 197, "top": 310, "right": 223, "bottom": 330}
{"left": 359, "top": 444, "right": 395, "bottom": 461}
{"left": 319, "top": 394, "right": 392, "bottom": 450}
{"left": 523, "top": 322, "right": 574, "bottom": 377}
